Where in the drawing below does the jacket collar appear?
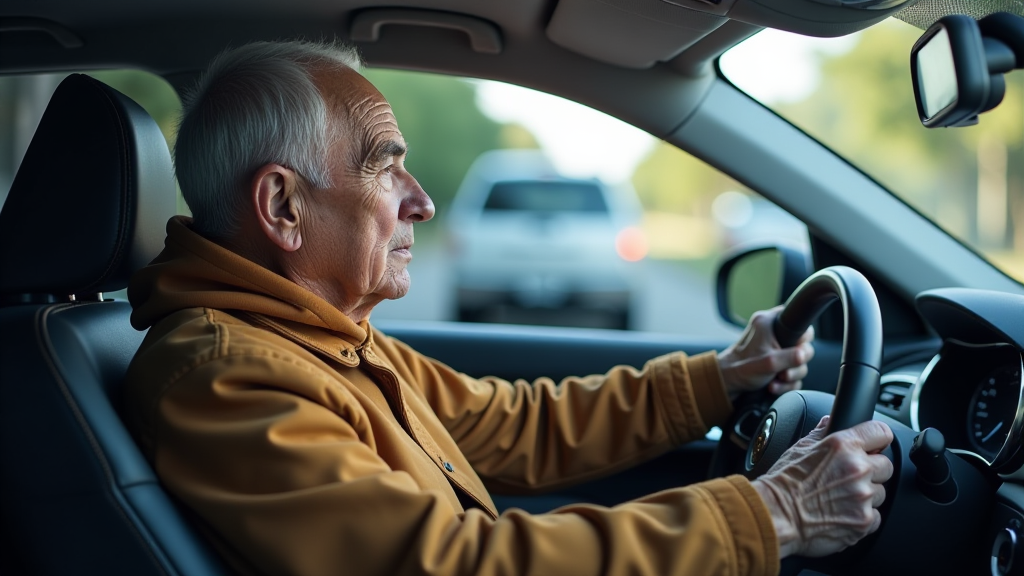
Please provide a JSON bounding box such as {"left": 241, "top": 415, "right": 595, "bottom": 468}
{"left": 129, "top": 216, "right": 372, "bottom": 364}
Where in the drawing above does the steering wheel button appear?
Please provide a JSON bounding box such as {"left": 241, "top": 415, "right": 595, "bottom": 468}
{"left": 748, "top": 414, "right": 775, "bottom": 468}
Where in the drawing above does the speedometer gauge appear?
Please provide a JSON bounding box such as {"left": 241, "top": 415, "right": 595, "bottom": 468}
{"left": 967, "top": 364, "right": 1021, "bottom": 460}
{"left": 913, "top": 341, "right": 1024, "bottom": 471}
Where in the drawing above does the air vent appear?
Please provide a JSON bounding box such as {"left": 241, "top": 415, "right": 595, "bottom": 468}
{"left": 878, "top": 381, "right": 911, "bottom": 411}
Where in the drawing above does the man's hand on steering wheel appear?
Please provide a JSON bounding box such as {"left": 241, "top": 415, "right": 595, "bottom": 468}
{"left": 751, "top": 416, "right": 895, "bottom": 558}
{"left": 718, "top": 306, "right": 816, "bottom": 400}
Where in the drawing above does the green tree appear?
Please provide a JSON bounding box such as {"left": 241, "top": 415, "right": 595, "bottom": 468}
{"left": 632, "top": 140, "right": 749, "bottom": 216}
{"left": 775, "top": 20, "right": 1024, "bottom": 250}
{"left": 88, "top": 70, "right": 182, "bottom": 149}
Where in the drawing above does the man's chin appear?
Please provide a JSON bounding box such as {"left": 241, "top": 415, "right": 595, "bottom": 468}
{"left": 379, "top": 271, "right": 411, "bottom": 301}
{"left": 385, "top": 286, "right": 410, "bottom": 300}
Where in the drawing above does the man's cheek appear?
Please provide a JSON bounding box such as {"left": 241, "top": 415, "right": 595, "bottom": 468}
{"left": 369, "top": 250, "right": 391, "bottom": 284}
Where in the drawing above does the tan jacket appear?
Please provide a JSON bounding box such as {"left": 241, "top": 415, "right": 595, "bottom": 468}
{"left": 124, "top": 216, "right": 779, "bottom": 576}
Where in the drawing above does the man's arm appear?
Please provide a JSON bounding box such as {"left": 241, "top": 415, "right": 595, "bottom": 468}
{"left": 146, "top": 351, "right": 890, "bottom": 576}
{"left": 374, "top": 307, "right": 813, "bottom": 493}
{"left": 132, "top": 320, "right": 887, "bottom": 576}
{"left": 378, "top": 328, "right": 730, "bottom": 491}
{"left": 148, "top": 350, "right": 781, "bottom": 576}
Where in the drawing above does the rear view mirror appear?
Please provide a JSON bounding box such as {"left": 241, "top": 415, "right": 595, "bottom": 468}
{"left": 911, "top": 12, "right": 1024, "bottom": 128}
{"left": 716, "top": 245, "right": 811, "bottom": 328}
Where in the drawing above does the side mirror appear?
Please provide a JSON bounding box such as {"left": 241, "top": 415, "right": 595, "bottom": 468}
{"left": 911, "top": 12, "right": 1024, "bottom": 128}
{"left": 716, "top": 245, "right": 812, "bottom": 328}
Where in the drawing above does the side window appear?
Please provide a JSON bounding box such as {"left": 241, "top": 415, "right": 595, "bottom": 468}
{"left": 0, "top": 68, "right": 807, "bottom": 335}
{"left": 366, "top": 69, "right": 809, "bottom": 337}
{"left": 0, "top": 70, "right": 184, "bottom": 213}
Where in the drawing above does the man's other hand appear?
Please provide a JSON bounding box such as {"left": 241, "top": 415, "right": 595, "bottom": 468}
{"left": 751, "top": 417, "right": 895, "bottom": 558}
{"left": 718, "top": 306, "right": 814, "bottom": 399}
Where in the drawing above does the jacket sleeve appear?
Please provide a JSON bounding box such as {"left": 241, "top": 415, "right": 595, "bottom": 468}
{"left": 148, "top": 350, "right": 779, "bottom": 576}
{"left": 374, "top": 332, "right": 734, "bottom": 493}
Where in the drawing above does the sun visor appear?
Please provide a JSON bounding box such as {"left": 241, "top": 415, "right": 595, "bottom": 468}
{"left": 546, "top": 0, "right": 915, "bottom": 69}
{"left": 727, "top": 0, "right": 915, "bottom": 36}
{"left": 546, "top": 0, "right": 728, "bottom": 69}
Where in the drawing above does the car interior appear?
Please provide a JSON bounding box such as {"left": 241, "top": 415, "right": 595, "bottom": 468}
{"left": 4, "top": 0, "right": 1024, "bottom": 575}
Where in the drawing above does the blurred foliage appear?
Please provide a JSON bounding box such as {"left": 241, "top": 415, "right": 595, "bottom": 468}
{"left": 87, "top": 70, "right": 182, "bottom": 147}
{"left": 761, "top": 19, "right": 1024, "bottom": 276}
{"left": 631, "top": 134, "right": 766, "bottom": 262}
{"left": 363, "top": 69, "right": 537, "bottom": 228}
{"left": 498, "top": 122, "right": 541, "bottom": 150}
{"left": 632, "top": 140, "right": 750, "bottom": 216}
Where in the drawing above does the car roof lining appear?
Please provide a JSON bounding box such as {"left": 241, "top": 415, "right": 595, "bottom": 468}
{"left": 2, "top": 0, "right": 998, "bottom": 140}
{"left": 1, "top": 2, "right": 733, "bottom": 138}
{"left": 0, "top": 0, "right": 926, "bottom": 139}
{"left": 2, "top": 0, "right": 1002, "bottom": 185}
{"left": 1, "top": 0, "right": 1008, "bottom": 83}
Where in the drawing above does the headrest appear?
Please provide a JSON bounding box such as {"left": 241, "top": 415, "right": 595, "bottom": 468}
{"left": 0, "top": 73, "right": 176, "bottom": 299}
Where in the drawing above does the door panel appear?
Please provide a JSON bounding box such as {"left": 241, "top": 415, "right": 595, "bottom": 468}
{"left": 376, "top": 319, "right": 842, "bottom": 390}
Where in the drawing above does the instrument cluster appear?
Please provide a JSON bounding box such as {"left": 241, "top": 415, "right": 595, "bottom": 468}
{"left": 910, "top": 340, "right": 1024, "bottom": 472}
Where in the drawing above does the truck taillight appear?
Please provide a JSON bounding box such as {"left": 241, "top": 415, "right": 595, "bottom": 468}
{"left": 615, "top": 227, "right": 647, "bottom": 262}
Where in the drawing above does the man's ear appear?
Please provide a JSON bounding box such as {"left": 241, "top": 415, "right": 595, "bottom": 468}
{"left": 252, "top": 163, "right": 303, "bottom": 252}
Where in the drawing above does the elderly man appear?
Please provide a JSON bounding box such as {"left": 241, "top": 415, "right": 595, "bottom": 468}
{"left": 124, "top": 40, "right": 893, "bottom": 576}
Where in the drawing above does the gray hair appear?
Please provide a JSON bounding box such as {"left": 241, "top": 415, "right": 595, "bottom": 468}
{"left": 174, "top": 40, "right": 363, "bottom": 239}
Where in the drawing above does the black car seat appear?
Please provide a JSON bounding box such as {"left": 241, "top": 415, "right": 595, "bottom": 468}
{"left": 0, "top": 74, "right": 229, "bottom": 576}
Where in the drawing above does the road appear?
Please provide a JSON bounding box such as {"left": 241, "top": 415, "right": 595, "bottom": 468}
{"left": 371, "top": 242, "right": 741, "bottom": 340}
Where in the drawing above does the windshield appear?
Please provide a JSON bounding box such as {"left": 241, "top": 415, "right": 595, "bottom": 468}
{"left": 720, "top": 18, "right": 1024, "bottom": 283}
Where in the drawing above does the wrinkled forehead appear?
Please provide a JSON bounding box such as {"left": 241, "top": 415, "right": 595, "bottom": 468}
{"left": 313, "top": 66, "right": 402, "bottom": 150}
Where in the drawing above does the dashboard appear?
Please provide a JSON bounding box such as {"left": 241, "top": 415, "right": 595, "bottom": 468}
{"left": 874, "top": 288, "right": 1024, "bottom": 576}
{"left": 912, "top": 342, "right": 1024, "bottom": 469}
{"left": 879, "top": 289, "right": 1024, "bottom": 476}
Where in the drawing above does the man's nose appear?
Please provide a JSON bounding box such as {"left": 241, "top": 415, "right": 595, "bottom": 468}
{"left": 399, "top": 175, "right": 435, "bottom": 223}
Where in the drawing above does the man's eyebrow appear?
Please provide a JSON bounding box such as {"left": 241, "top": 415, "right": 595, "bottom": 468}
{"left": 369, "top": 139, "right": 407, "bottom": 165}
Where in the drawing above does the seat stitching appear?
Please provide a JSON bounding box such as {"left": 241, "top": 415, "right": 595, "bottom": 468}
{"left": 83, "top": 81, "right": 135, "bottom": 293}
{"left": 40, "top": 303, "right": 172, "bottom": 576}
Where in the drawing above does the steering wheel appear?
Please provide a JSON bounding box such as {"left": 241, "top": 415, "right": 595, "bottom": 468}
{"left": 709, "top": 265, "right": 882, "bottom": 478}
{"left": 708, "top": 266, "right": 995, "bottom": 575}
